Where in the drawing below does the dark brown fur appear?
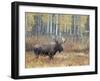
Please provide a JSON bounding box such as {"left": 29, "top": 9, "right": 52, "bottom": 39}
{"left": 33, "top": 40, "right": 63, "bottom": 60}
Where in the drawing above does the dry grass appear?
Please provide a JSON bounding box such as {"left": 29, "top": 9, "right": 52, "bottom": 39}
{"left": 26, "top": 36, "right": 89, "bottom": 52}
{"left": 25, "top": 36, "right": 89, "bottom": 68}
{"left": 25, "top": 52, "right": 89, "bottom": 68}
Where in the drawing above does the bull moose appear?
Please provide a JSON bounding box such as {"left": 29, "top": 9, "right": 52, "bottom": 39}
{"left": 33, "top": 37, "right": 65, "bottom": 60}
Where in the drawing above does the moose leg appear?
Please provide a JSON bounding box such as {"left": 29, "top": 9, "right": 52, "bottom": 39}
{"left": 35, "top": 54, "right": 39, "bottom": 59}
{"left": 36, "top": 55, "right": 39, "bottom": 59}
{"left": 49, "top": 54, "right": 54, "bottom": 60}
